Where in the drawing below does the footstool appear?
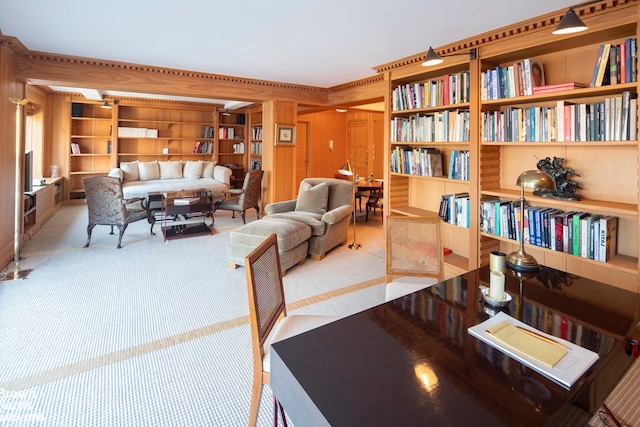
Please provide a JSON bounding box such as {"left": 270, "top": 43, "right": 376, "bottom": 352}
{"left": 227, "top": 218, "right": 311, "bottom": 273}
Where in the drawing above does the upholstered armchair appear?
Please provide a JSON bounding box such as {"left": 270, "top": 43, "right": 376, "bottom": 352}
{"left": 83, "top": 176, "right": 154, "bottom": 249}
{"left": 215, "top": 169, "right": 264, "bottom": 223}
{"left": 264, "top": 178, "right": 354, "bottom": 260}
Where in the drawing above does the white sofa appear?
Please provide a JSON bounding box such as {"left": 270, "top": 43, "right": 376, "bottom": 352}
{"left": 108, "top": 160, "right": 232, "bottom": 200}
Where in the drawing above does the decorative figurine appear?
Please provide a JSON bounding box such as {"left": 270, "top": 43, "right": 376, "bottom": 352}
{"left": 534, "top": 156, "right": 581, "bottom": 201}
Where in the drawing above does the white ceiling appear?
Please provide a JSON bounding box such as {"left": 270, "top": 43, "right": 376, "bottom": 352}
{"left": 0, "top": 0, "right": 576, "bottom": 105}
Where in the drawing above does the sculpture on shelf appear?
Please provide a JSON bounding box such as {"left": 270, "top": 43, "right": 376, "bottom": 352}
{"left": 534, "top": 156, "right": 581, "bottom": 201}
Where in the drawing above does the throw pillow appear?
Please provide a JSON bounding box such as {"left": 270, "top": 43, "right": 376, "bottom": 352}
{"left": 201, "top": 161, "right": 217, "bottom": 179}
{"left": 108, "top": 168, "right": 123, "bottom": 182}
{"left": 159, "top": 161, "right": 184, "bottom": 179}
{"left": 138, "top": 161, "right": 160, "bottom": 181}
{"left": 183, "top": 161, "right": 204, "bottom": 180}
{"left": 295, "top": 182, "right": 329, "bottom": 214}
{"left": 120, "top": 161, "right": 139, "bottom": 182}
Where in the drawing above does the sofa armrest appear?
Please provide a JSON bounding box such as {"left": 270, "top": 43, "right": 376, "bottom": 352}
{"left": 321, "top": 204, "right": 352, "bottom": 225}
{"left": 213, "top": 165, "right": 232, "bottom": 186}
{"left": 265, "top": 200, "right": 297, "bottom": 215}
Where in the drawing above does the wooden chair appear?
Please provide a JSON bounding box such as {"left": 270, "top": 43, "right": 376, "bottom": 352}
{"left": 385, "top": 215, "right": 444, "bottom": 302}
{"left": 82, "top": 176, "right": 154, "bottom": 248}
{"left": 245, "top": 233, "right": 337, "bottom": 426}
{"left": 365, "top": 181, "right": 383, "bottom": 222}
{"left": 216, "top": 169, "right": 264, "bottom": 223}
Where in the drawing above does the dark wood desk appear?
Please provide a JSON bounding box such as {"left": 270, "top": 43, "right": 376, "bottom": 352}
{"left": 271, "top": 265, "right": 640, "bottom": 426}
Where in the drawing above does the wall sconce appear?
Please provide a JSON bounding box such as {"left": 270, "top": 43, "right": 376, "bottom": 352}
{"left": 422, "top": 47, "right": 477, "bottom": 67}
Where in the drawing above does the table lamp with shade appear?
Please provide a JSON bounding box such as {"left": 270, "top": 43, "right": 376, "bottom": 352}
{"left": 506, "top": 169, "right": 555, "bottom": 272}
{"left": 338, "top": 158, "right": 361, "bottom": 250}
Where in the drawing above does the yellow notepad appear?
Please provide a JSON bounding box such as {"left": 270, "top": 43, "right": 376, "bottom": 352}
{"left": 486, "top": 320, "right": 568, "bottom": 367}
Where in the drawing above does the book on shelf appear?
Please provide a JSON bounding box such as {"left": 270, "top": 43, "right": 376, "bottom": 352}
{"left": 593, "top": 43, "right": 612, "bottom": 87}
{"left": 173, "top": 197, "right": 200, "bottom": 205}
{"left": 599, "top": 216, "right": 618, "bottom": 262}
{"left": 532, "top": 82, "right": 587, "bottom": 94}
{"left": 70, "top": 142, "right": 81, "bottom": 154}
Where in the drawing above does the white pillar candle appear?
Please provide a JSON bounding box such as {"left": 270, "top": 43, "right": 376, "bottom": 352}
{"left": 489, "top": 270, "right": 505, "bottom": 300}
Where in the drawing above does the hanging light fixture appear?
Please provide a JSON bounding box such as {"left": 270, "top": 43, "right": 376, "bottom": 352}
{"left": 552, "top": 7, "right": 588, "bottom": 35}
{"left": 422, "top": 48, "right": 477, "bottom": 67}
{"left": 101, "top": 100, "right": 111, "bottom": 109}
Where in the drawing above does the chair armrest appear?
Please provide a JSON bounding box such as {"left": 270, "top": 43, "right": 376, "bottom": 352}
{"left": 225, "top": 189, "right": 244, "bottom": 196}
{"left": 321, "top": 205, "right": 352, "bottom": 225}
{"left": 265, "top": 200, "right": 297, "bottom": 215}
{"left": 123, "top": 197, "right": 144, "bottom": 205}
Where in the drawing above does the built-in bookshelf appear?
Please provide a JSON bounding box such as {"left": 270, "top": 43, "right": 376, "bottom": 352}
{"left": 218, "top": 110, "right": 246, "bottom": 188}
{"left": 387, "top": 60, "right": 476, "bottom": 276}
{"left": 68, "top": 101, "right": 114, "bottom": 200}
{"left": 117, "top": 103, "right": 216, "bottom": 162}
{"left": 249, "top": 106, "right": 263, "bottom": 171}
{"left": 384, "top": 2, "right": 639, "bottom": 291}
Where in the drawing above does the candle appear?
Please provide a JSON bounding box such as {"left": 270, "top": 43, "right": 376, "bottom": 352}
{"left": 489, "top": 270, "right": 505, "bottom": 300}
{"left": 489, "top": 251, "right": 506, "bottom": 273}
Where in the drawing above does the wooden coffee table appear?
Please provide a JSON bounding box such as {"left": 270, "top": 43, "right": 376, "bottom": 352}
{"left": 157, "top": 190, "right": 215, "bottom": 241}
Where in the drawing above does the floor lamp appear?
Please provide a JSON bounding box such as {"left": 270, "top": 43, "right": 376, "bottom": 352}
{"left": 6, "top": 98, "right": 31, "bottom": 281}
{"left": 338, "top": 159, "right": 361, "bottom": 250}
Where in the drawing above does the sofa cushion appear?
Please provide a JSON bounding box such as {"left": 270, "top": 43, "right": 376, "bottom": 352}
{"left": 120, "top": 161, "right": 139, "bottom": 182}
{"left": 266, "top": 212, "right": 326, "bottom": 236}
{"left": 139, "top": 161, "right": 160, "bottom": 181}
{"left": 202, "top": 161, "right": 217, "bottom": 178}
{"left": 295, "top": 181, "right": 329, "bottom": 214}
{"left": 159, "top": 161, "right": 183, "bottom": 179}
{"left": 183, "top": 160, "right": 204, "bottom": 180}
{"left": 230, "top": 218, "right": 311, "bottom": 252}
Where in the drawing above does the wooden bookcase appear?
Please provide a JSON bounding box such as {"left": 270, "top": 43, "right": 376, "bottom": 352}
{"left": 117, "top": 102, "right": 216, "bottom": 163}
{"left": 386, "top": 57, "right": 479, "bottom": 277}
{"left": 68, "top": 101, "right": 114, "bottom": 200}
{"left": 248, "top": 105, "right": 263, "bottom": 172}
{"left": 384, "top": 2, "right": 639, "bottom": 291}
{"left": 217, "top": 110, "right": 247, "bottom": 188}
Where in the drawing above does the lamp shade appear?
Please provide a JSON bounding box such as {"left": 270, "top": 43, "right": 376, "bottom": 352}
{"left": 338, "top": 160, "right": 353, "bottom": 176}
{"left": 422, "top": 47, "right": 443, "bottom": 66}
{"left": 515, "top": 170, "right": 556, "bottom": 190}
{"left": 552, "top": 7, "right": 588, "bottom": 35}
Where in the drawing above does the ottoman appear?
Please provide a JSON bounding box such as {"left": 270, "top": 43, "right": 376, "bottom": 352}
{"left": 227, "top": 218, "right": 311, "bottom": 273}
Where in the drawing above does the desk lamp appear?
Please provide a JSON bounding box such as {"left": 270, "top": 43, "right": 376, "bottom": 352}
{"left": 506, "top": 170, "right": 555, "bottom": 272}
{"left": 338, "top": 158, "right": 361, "bottom": 250}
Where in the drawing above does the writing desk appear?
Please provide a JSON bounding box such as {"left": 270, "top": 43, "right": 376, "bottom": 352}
{"left": 271, "top": 265, "right": 640, "bottom": 426}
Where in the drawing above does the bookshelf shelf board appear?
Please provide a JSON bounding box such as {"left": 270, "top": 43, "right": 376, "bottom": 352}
{"left": 117, "top": 152, "right": 213, "bottom": 157}
{"left": 70, "top": 153, "right": 112, "bottom": 157}
{"left": 219, "top": 123, "right": 245, "bottom": 127}
{"left": 482, "top": 141, "right": 638, "bottom": 147}
{"left": 481, "top": 189, "right": 638, "bottom": 216}
{"left": 480, "top": 232, "right": 638, "bottom": 274}
{"left": 118, "top": 119, "right": 212, "bottom": 126}
{"left": 391, "top": 102, "right": 471, "bottom": 115}
{"left": 69, "top": 170, "right": 111, "bottom": 175}
{"left": 390, "top": 172, "right": 470, "bottom": 184}
{"left": 480, "top": 83, "right": 637, "bottom": 107}
{"left": 71, "top": 117, "right": 112, "bottom": 122}
{"left": 70, "top": 135, "right": 112, "bottom": 139}
{"left": 219, "top": 152, "right": 244, "bottom": 156}
{"left": 118, "top": 136, "right": 172, "bottom": 141}
{"left": 392, "top": 141, "right": 470, "bottom": 147}
{"left": 389, "top": 206, "right": 439, "bottom": 218}
{"left": 444, "top": 252, "right": 470, "bottom": 271}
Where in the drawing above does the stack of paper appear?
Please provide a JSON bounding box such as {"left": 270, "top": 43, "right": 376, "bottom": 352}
{"left": 468, "top": 312, "right": 599, "bottom": 389}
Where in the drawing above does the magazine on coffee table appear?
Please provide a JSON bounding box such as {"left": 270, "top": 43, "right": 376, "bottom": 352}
{"left": 468, "top": 312, "right": 599, "bottom": 389}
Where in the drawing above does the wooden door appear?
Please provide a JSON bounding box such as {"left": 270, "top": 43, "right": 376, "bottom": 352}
{"left": 349, "top": 120, "right": 369, "bottom": 178}
{"left": 296, "top": 121, "right": 310, "bottom": 188}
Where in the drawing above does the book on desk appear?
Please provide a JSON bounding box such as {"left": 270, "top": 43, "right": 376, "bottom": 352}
{"left": 173, "top": 197, "right": 200, "bottom": 205}
{"left": 468, "top": 311, "right": 599, "bottom": 389}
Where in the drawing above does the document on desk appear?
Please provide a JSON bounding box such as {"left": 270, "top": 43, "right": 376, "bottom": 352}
{"left": 468, "top": 312, "right": 599, "bottom": 389}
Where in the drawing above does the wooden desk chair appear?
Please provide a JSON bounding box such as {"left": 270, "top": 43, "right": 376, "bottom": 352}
{"left": 216, "top": 169, "right": 263, "bottom": 223}
{"left": 365, "top": 181, "right": 383, "bottom": 222}
{"left": 385, "top": 215, "right": 444, "bottom": 302}
{"left": 245, "top": 234, "right": 337, "bottom": 426}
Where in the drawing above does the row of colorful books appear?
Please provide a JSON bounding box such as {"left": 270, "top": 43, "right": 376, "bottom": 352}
{"left": 481, "top": 58, "right": 544, "bottom": 100}
{"left": 390, "top": 110, "right": 470, "bottom": 142}
{"left": 439, "top": 193, "right": 470, "bottom": 228}
{"left": 250, "top": 126, "right": 262, "bottom": 140}
{"left": 447, "top": 150, "right": 469, "bottom": 181}
{"left": 192, "top": 141, "right": 213, "bottom": 154}
{"left": 250, "top": 142, "right": 262, "bottom": 155}
{"left": 201, "top": 126, "right": 215, "bottom": 138}
{"left": 481, "top": 92, "right": 637, "bottom": 142}
{"left": 390, "top": 147, "right": 443, "bottom": 177}
{"left": 480, "top": 199, "right": 618, "bottom": 262}
{"left": 590, "top": 38, "right": 637, "bottom": 87}
{"left": 391, "top": 71, "right": 471, "bottom": 111}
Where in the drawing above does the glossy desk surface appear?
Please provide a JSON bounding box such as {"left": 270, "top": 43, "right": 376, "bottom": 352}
{"left": 271, "top": 265, "right": 640, "bottom": 427}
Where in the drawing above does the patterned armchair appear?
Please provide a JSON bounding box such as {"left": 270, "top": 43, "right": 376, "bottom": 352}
{"left": 215, "top": 169, "right": 264, "bottom": 223}
{"left": 83, "top": 176, "right": 154, "bottom": 249}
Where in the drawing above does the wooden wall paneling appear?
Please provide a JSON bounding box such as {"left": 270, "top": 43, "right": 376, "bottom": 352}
{"left": 49, "top": 95, "right": 70, "bottom": 202}
{"left": 327, "top": 75, "right": 386, "bottom": 106}
{"left": 299, "top": 110, "right": 347, "bottom": 178}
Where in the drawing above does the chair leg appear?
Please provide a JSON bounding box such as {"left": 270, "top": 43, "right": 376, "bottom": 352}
{"left": 256, "top": 206, "right": 260, "bottom": 220}
{"left": 116, "top": 224, "right": 129, "bottom": 249}
{"left": 273, "top": 396, "right": 288, "bottom": 427}
{"left": 241, "top": 210, "right": 246, "bottom": 224}
{"left": 109, "top": 225, "right": 115, "bottom": 235}
{"left": 84, "top": 224, "right": 95, "bottom": 248}
{"left": 248, "top": 378, "right": 262, "bottom": 427}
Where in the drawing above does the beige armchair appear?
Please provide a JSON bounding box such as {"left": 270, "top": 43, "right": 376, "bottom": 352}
{"left": 264, "top": 178, "right": 354, "bottom": 260}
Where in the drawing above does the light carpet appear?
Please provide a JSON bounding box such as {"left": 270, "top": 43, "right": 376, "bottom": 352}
{"left": 0, "top": 206, "right": 387, "bottom": 426}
